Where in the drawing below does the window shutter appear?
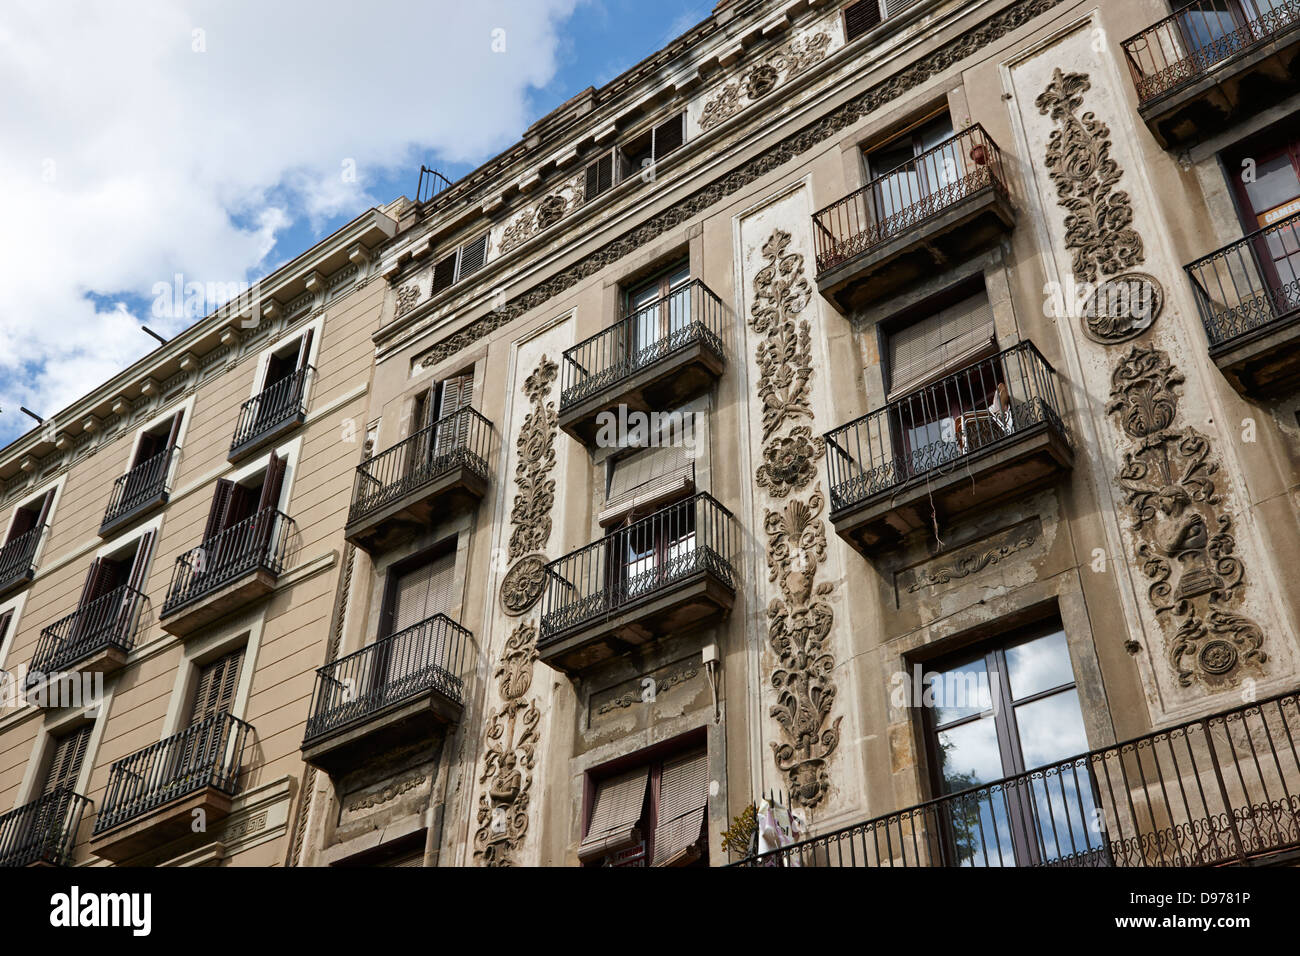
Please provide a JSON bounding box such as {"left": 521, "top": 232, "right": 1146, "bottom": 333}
{"left": 652, "top": 749, "right": 708, "bottom": 866}
{"left": 431, "top": 252, "right": 457, "bottom": 295}
{"left": 389, "top": 549, "right": 456, "bottom": 635}
{"left": 887, "top": 292, "right": 995, "bottom": 400}
{"left": 126, "top": 530, "right": 155, "bottom": 595}
{"left": 0, "top": 610, "right": 11, "bottom": 644}
{"left": 165, "top": 410, "right": 184, "bottom": 449}
{"left": 653, "top": 114, "right": 685, "bottom": 159}
{"left": 457, "top": 235, "right": 488, "bottom": 280}
{"left": 882, "top": 0, "right": 922, "bottom": 18}
{"left": 42, "top": 725, "right": 91, "bottom": 796}
{"left": 579, "top": 766, "right": 649, "bottom": 862}
{"left": 192, "top": 649, "right": 244, "bottom": 725}
{"left": 585, "top": 153, "right": 613, "bottom": 201}
{"left": 204, "top": 479, "right": 236, "bottom": 542}
{"left": 77, "top": 558, "right": 117, "bottom": 609}
{"left": 295, "top": 329, "right": 315, "bottom": 372}
{"left": 131, "top": 430, "right": 163, "bottom": 469}
{"left": 257, "top": 452, "right": 288, "bottom": 514}
{"left": 845, "top": 0, "right": 883, "bottom": 41}
{"left": 7, "top": 504, "right": 36, "bottom": 543}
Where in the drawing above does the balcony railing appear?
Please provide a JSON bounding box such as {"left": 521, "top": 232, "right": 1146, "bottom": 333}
{"left": 812, "top": 124, "right": 1009, "bottom": 277}
{"left": 161, "top": 508, "right": 294, "bottom": 617}
{"left": 94, "top": 712, "right": 251, "bottom": 836}
{"left": 1186, "top": 209, "right": 1300, "bottom": 346}
{"left": 1122, "top": 0, "right": 1300, "bottom": 104}
{"left": 0, "top": 788, "right": 91, "bottom": 867}
{"left": 559, "top": 279, "right": 726, "bottom": 410}
{"left": 0, "top": 524, "right": 45, "bottom": 594}
{"left": 737, "top": 689, "right": 1300, "bottom": 867}
{"left": 26, "top": 584, "right": 147, "bottom": 683}
{"left": 303, "top": 613, "right": 470, "bottom": 744}
{"left": 349, "top": 407, "right": 493, "bottom": 525}
{"left": 101, "top": 446, "right": 176, "bottom": 533}
{"left": 539, "top": 493, "right": 735, "bottom": 642}
{"left": 229, "top": 366, "right": 312, "bottom": 457}
{"left": 824, "top": 342, "right": 1068, "bottom": 512}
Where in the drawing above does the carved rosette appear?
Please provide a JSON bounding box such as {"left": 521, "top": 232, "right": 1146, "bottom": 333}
{"left": 1106, "top": 346, "right": 1265, "bottom": 687}
{"left": 749, "top": 229, "right": 838, "bottom": 808}
{"left": 500, "top": 554, "right": 547, "bottom": 616}
{"left": 699, "top": 31, "right": 832, "bottom": 131}
{"left": 1037, "top": 68, "right": 1154, "bottom": 343}
{"left": 499, "top": 174, "right": 587, "bottom": 255}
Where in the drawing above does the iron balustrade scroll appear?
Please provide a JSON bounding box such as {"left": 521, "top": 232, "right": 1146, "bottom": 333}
{"left": 539, "top": 492, "right": 735, "bottom": 642}
{"left": 0, "top": 523, "right": 45, "bottom": 591}
{"left": 303, "top": 613, "right": 471, "bottom": 743}
{"left": 0, "top": 788, "right": 91, "bottom": 867}
{"left": 559, "top": 278, "right": 727, "bottom": 410}
{"left": 736, "top": 689, "right": 1300, "bottom": 868}
{"left": 1121, "top": 0, "right": 1300, "bottom": 104}
{"left": 162, "top": 508, "right": 294, "bottom": 616}
{"left": 101, "top": 446, "right": 176, "bottom": 531}
{"left": 230, "top": 365, "right": 313, "bottom": 455}
{"left": 1186, "top": 209, "right": 1300, "bottom": 346}
{"left": 823, "top": 342, "right": 1069, "bottom": 512}
{"left": 94, "top": 712, "right": 251, "bottom": 835}
{"left": 26, "top": 584, "right": 147, "bottom": 683}
{"left": 348, "top": 407, "right": 494, "bottom": 525}
{"left": 812, "top": 124, "right": 1009, "bottom": 277}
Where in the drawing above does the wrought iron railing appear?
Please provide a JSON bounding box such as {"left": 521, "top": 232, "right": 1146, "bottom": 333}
{"left": 101, "top": 446, "right": 176, "bottom": 532}
{"left": 1186, "top": 209, "right": 1300, "bottom": 346}
{"left": 0, "top": 524, "right": 45, "bottom": 593}
{"left": 737, "top": 689, "right": 1300, "bottom": 867}
{"left": 812, "top": 124, "right": 1009, "bottom": 277}
{"left": 349, "top": 407, "right": 494, "bottom": 525}
{"left": 539, "top": 493, "right": 735, "bottom": 642}
{"left": 0, "top": 788, "right": 91, "bottom": 867}
{"left": 94, "top": 712, "right": 251, "bottom": 835}
{"left": 559, "top": 279, "right": 727, "bottom": 410}
{"left": 303, "top": 613, "right": 471, "bottom": 744}
{"left": 229, "top": 366, "right": 312, "bottom": 456}
{"left": 161, "top": 508, "right": 294, "bottom": 616}
{"left": 1122, "top": 0, "right": 1300, "bottom": 104}
{"left": 823, "top": 341, "right": 1068, "bottom": 512}
{"left": 26, "top": 584, "right": 147, "bottom": 683}
{"left": 417, "top": 165, "right": 453, "bottom": 204}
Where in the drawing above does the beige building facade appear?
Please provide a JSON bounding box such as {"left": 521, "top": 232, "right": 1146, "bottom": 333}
{"left": 3, "top": 0, "right": 1300, "bottom": 868}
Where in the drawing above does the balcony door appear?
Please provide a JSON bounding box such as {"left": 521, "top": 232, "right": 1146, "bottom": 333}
{"left": 202, "top": 453, "right": 286, "bottom": 579}
{"left": 430, "top": 371, "right": 475, "bottom": 461}
{"left": 1227, "top": 127, "right": 1300, "bottom": 316}
{"left": 377, "top": 548, "right": 456, "bottom": 699}
{"left": 1173, "top": 1, "right": 1294, "bottom": 68}
{"left": 177, "top": 649, "right": 243, "bottom": 791}
{"left": 2, "top": 490, "right": 53, "bottom": 577}
{"left": 925, "top": 625, "right": 1103, "bottom": 867}
{"left": 253, "top": 331, "right": 312, "bottom": 432}
{"left": 67, "top": 532, "right": 153, "bottom": 650}
{"left": 611, "top": 497, "right": 696, "bottom": 604}
{"left": 22, "top": 725, "right": 91, "bottom": 859}
{"left": 120, "top": 411, "right": 182, "bottom": 510}
{"left": 626, "top": 264, "right": 691, "bottom": 366}
{"left": 864, "top": 113, "right": 956, "bottom": 231}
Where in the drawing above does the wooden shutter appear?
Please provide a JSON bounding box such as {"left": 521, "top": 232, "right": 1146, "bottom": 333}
{"left": 165, "top": 410, "right": 184, "bottom": 448}
{"left": 436, "top": 372, "right": 474, "bottom": 419}
{"left": 585, "top": 153, "right": 614, "bottom": 201}
{"left": 845, "top": 0, "right": 883, "bottom": 41}
{"left": 653, "top": 114, "right": 685, "bottom": 159}
{"left": 431, "top": 252, "right": 457, "bottom": 295}
{"left": 77, "top": 558, "right": 118, "bottom": 610}
{"left": 882, "top": 0, "right": 922, "bottom": 17}
{"left": 257, "top": 453, "right": 288, "bottom": 514}
{"left": 652, "top": 749, "right": 708, "bottom": 866}
{"left": 0, "top": 610, "right": 12, "bottom": 644}
{"left": 191, "top": 648, "right": 244, "bottom": 725}
{"left": 887, "top": 291, "right": 995, "bottom": 400}
{"left": 7, "top": 491, "right": 52, "bottom": 544}
{"left": 42, "top": 725, "right": 91, "bottom": 796}
{"left": 295, "top": 329, "right": 315, "bottom": 371}
{"left": 126, "top": 530, "right": 155, "bottom": 595}
{"left": 204, "top": 480, "right": 236, "bottom": 542}
{"left": 131, "top": 429, "right": 163, "bottom": 469}
{"left": 388, "top": 549, "right": 455, "bottom": 635}
{"left": 579, "top": 766, "right": 649, "bottom": 862}
{"left": 457, "top": 235, "right": 488, "bottom": 280}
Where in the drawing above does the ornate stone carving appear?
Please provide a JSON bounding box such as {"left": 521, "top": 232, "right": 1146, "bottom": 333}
{"left": 594, "top": 660, "right": 701, "bottom": 716}
{"left": 906, "top": 531, "right": 1037, "bottom": 592}
{"left": 699, "top": 31, "right": 832, "bottom": 131}
{"left": 749, "top": 228, "right": 839, "bottom": 808}
{"left": 505, "top": 356, "right": 559, "bottom": 563}
{"left": 500, "top": 553, "right": 547, "bottom": 615}
{"left": 474, "top": 623, "right": 542, "bottom": 866}
{"left": 394, "top": 283, "right": 421, "bottom": 319}
{"left": 498, "top": 174, "right": 587, "bottom": 255}
{"left": 343, "top": 771, "right": 426, "bottom": 814}
{"left": 1106, "top": 346, "right": 1265, "bottom": 687}
{"left": 403, "top": 0, "right": 1071, "bottom": 369}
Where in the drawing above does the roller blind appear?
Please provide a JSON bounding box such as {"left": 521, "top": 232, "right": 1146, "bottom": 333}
{"left": 601, "top": 443, "right": 693, "bottom": 524}
{"left": 578, "top": 766, "right": 649, "bottom": 861}
{"left": 652, "top": 749, "right": 708, "bottom": 866}
{"left": 887, "top": 291, "right": 995, "bottom": 400}
{"left": 390, "top": 549, "right": 455, "bottom": 634}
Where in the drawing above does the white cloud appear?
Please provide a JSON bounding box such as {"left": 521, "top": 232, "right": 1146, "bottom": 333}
{"left": 0, "top": 0, "right": 581, "bottom": 443}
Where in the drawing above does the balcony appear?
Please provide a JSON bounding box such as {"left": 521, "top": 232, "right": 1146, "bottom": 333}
{"left": 0, "top": 524, "right": 45, "bottom": 600}
{"left": 813, "top": 125, "right": 1015, "bottom": 314}
{"left": 558, "top": 280, "right": 726, "bottom": 446}
{"left": 737, "top": 689, "right": 1300, "bottom": 867}
{"left": 99, "top": 447, "right": 176, "bottom": 538}
{"left": 538, "top": 493, "right": 736, "bottom": 674}
{"left": 1186, "top": 210, "right": 1300, "bottom": 395}
{"left": 25, "top": 585, "right": 147, "bottom": 687}
{"left": 0, "top": 788, "right": 91, "bottom": 867}
{"left": 159, "top": 508, "right": 294, "bottom": 637}
{"left": 824, "top": 342, "right": 1072, "bottom": 559}
{"left": 344, "top": 408, "right": 494, "bottom": 553}
{"left": 1122, "top": 0, "right": 1300, "bottom": 150}
{"left": 229, "top": 366, "right": 312, "bottom": 462}
{"left": 90, "top": 712, "right": 250, "bottom": 862}
{"left": 301, "top": 613, "right": 470, "bottom": 774}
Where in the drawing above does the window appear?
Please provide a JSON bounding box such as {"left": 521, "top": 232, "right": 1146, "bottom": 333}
{"left": 625, "top": 262, "right": 692, "bottom": 361}
{"left": 584, "top": 112, "right": 685, "bottom": 202}
{"left": 41, "top": 725, "right": 91, "bottom": 797}
{"left": 580, "top": 746, "right": 708, "bottom": 867}
{"left": 864, "top": 112, "right": 956, "bottom": 224}
{"left": 430, "top": 234, "right": 489, "bottom": 296}
{"left": 190, "top": 648, "right": 243, "bottom": 726}
{"left": 377, "top": 546, "right": 456, "bottom": 692}
{"left": 116, "top": 411, "right": 183, "bottom": 514}
{"left": 1224, "top": 120, "right": 1300, "bottom": 312}
{"left": 2, "top": 490, "right": 54, "bottom": 581}
{"left": 71, "top": 532, "right": 155, "bottom": 638}
{"left": 260, "top": 331, "right": 313, "bottom": 394}
{"left": 249, "top": 331, "right": 313, "bottom": 438}
{"left": 203, "top": 453, "right": 287, "bottom": 547}
{"left": 584, "top": 151, "right": 614, "bottom": 202}
{"left": 6, "top": 490, "right": 54, "bottom": 549}
{"left": 601, "top": 441, "right": 694, "bottom": 526}
{"left": 1174, "top": 0, "right": 1289, "bottom": 66}
{"left": 923, "top": 624, "right": 1100, "bottom": 866}
{"left": 180, "top": 647, "right": 244, "bottom": 781}
{"left": 845, "top": 0, "right": 925, "bottom": 41}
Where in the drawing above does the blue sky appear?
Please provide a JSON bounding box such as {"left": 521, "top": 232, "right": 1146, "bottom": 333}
{"left": 0, "top": 0, "right": 714, "bottom": 448}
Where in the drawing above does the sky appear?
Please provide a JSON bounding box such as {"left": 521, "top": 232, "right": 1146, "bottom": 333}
{"left": 0, "top": 0, "right": 715, "bottom": 448}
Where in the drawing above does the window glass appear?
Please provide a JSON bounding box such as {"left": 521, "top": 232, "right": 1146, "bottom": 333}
{"left": 1004, "top": 628, "right": 1074, "bottom": 700}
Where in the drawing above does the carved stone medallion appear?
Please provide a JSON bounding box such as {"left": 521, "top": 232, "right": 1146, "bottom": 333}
{"left": 699, "top": 30, "right": 832, "bottom": 131}
{"left": 500, "top": 553, "right": 547, "bottom": 616}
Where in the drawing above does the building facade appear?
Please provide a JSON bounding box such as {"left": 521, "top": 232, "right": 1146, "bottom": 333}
{"left": 3, "top": 0, "right": 1300, "bottom": 868}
